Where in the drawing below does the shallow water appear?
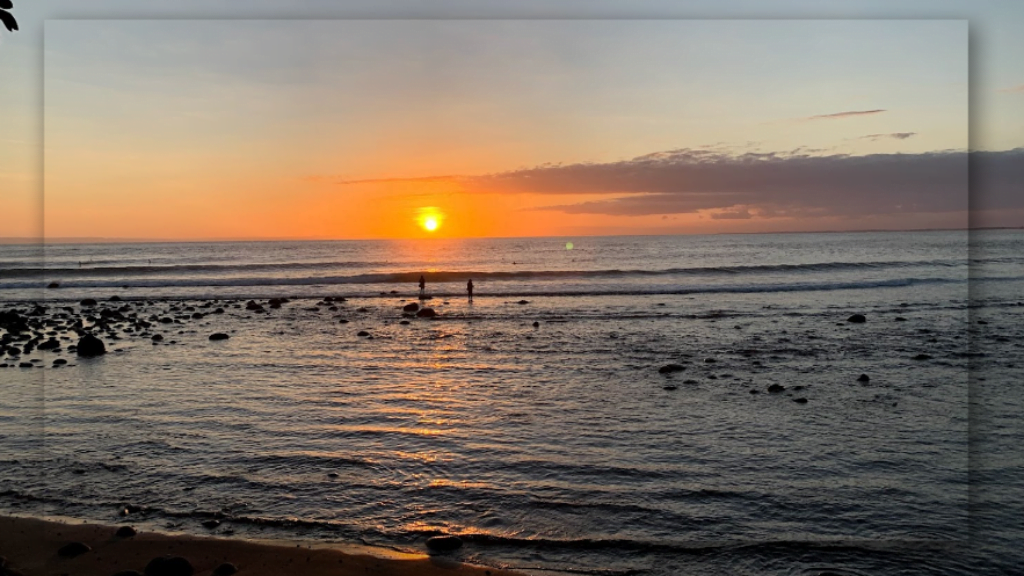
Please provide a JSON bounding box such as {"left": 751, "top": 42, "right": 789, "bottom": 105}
{"left": 1, "top": 230, "right": 1022, "bottom": 575}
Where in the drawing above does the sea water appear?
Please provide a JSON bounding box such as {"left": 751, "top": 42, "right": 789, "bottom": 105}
{"left": 1, "top": 230, "right": 1022, "bottom": 575}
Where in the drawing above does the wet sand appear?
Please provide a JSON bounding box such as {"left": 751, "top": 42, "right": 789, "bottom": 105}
{"left": 0, "top": 515, "right": 522, "bottom": 576}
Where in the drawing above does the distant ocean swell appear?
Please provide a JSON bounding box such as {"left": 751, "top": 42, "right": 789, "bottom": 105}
{"left": 0, "top": 258, "right": 970, "bottom": 278}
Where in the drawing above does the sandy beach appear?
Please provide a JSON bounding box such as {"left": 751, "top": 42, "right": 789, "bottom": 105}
{"left": 0, "top": 516, "right": 522, "bottom": 576}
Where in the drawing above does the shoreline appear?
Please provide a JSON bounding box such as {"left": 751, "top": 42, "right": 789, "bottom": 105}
{"left": 0, "top": 515, "right": 524, "bottom": 576}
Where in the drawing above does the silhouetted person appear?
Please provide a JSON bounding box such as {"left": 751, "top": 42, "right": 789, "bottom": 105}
{"left": 418, "top": 275, "right": 425, "bottom": 295}
{"left": 0, "top": 1, "right": 18, "bottom": 34}
{"left": 467, "top": 279, "right": 474, "bottom": 301}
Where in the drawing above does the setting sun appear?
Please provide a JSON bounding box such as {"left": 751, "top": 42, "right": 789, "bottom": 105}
{"left": 416, "top": 206, "right": 445, "bottom": 234}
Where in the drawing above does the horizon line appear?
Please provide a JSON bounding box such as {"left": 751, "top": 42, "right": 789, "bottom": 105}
{"left": 1, "top": 226, "right": 1020, "bottom": 245}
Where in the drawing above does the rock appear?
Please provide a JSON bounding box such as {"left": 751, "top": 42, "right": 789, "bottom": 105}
{"left": 425, "top": 535, "right": 463, "bottom": 553}
{"left": 80, "top": 298, "right": 98, "bottom": 307}
{"left": 416, "top": 308, "right": 437, "bottom": 318}
{"left": 38, "top": 338, "right": 60, "bottom": 350}
{"left": 115, "top": 525, "right": 138, "bottom": 537}
{"left": 357, "top": 330, "right": 370, "bottom": 337}
{"left": 847, "top": 314, "right": 866, "bottom": 323}
{"left": 767, "top": 384, "right": 786, "bottom": 393}
{"left": 339, "top": 319, "right": 349, "bottom": 324}
{"left": 212, "top": 563, "right": 238, "bottom": 576}
{"left": 857, "top": 374, "right": 870, "bottom": 382}
{"left": 201, "top": 519, "right": 221, "bottom": 529}
{"left": 208, "top": 333, "right": 230, "bottom": 341}
{"left": 47, "top": 282, "right": 60, "bottom": 288}
{"left": 703, "top": 358, "right": 717, "bottom": 363}
{"left": 403, "top": 303, "right": 420, "bottom": 312}
{"left": 532, "top": 321, "right": 540, "bottom": 328}
{"left": 113, "top": 571, "right": 145, "bottom": 576}
{"left": 109, "top": 295, "right": 123, "bottom": 301}
{"left": 663, "top": 385, "right": 678, "bottom": 391}
{"left": 399, "top": 320, "right": 410, "bottom": 325}
{"left": 53, "top": 358, "right": 67, "bottom": 366}
{"left": 895, "top": 317, "right": 907, "bottom": 322}
{"left": 151, "top": 334, "right": 164, "bottom": 342}
{"left": 76, "top": 334, "right": 106, "bottom": 357}
{"left": 517, "top": 300, "right": 529, "bottom": 305}
{"left": 144, "top": 555, "right": 194, "bottom": 576}
{"left": 912, "top": 353, "right": 932, "bottom": 360}
{"left": 658, "top": 363, "right": 686, "bottom": 374}
{"left": 57, "top": 541, "right": 91, "bottom": 558}
{"left": 793, "top": 397, "right": 808, "bottom": 404}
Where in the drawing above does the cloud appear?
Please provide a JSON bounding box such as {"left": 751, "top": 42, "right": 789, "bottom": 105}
{"left": 997, "top": 84, "right": 1024, "bottom": 93}
{"left": 710, "top": 208, "right": 753, "bottom": 220}
{"left": 457, "top": 147, "right": 1022, "bottom": 219}
{"left": 857, "top": 132, "right": 917, "bottom": 141}
{"left": 806, "top": 109, "right": 886, "bottom": 120}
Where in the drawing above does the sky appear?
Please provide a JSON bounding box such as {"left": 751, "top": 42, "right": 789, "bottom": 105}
{"left": 1, "top": 1, "right": 1022, "bottom": 240}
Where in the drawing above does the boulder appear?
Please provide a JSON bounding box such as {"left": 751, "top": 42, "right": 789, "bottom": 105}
{"left": 76, "top": 334, "right": 106, "bottom": 357}
{"left": 856, "top": 374, "right": 870, "bottom": 382}
{"left": 425, "top": 535, "right": 463, "bottom": 553}
{"left": 767, "top": 384, "right": 786, "bottom": 393}
{"left": 208, "top": 333, "right": 230, "bottom": 341}
{"left": 80, "top": 298, "right": 98, "bottom": 307}
{"left": 793, "top": 397, "right": 809, "bottom": 404}
{"left": 57, "top": 541, "right": 91, "bottom": 558}
{"left": 357, "top": 330, "right": 371, "bottom": 337}
{"left": 658, "top": 364, "right": 686, "bottom": 374}
{"left": 144, "top": 555, "right": 194, "bottom": 576}
{"left": 847, "top": 314, "right": 866, "bottom": 323}
{"left": 115, "top": 526, "right": 138, "bottom": 537}
{"left": 403, "top": 302, "right": 420, "bottom": 312}
{"left": 38, "top": 338, "right": 60, "bottom": 350}
{"left": 212, "top": 563, "right": 238, "bottom": 576}
{"left": 416, "top": 308, "right": 437, "bottom": 318}
{"left": 47, "top": 282, "right": 60, "bottom": 288}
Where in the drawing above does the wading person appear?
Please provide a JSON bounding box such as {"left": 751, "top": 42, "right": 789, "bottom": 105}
{"left": 467, "top": 279, "right": 474, "bottom": 302}
{"left": 419, "top": 275, "right": 426, "bottom": 296}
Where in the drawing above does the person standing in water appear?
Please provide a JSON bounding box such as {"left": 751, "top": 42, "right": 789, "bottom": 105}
{"left": 419, "top": 275, "right": 426, "bottom": 296}
{"left": 467, "top": 279, "right": 474, "bottom": 302}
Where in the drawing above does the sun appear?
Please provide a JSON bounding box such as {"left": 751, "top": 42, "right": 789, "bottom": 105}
{"left": 416, "top": 207, "right": 445, "bottom": 233}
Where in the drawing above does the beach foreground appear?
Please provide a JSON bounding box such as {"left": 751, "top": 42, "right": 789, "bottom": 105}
{"left": 0, "top": 516, "right": 521, "bottom": 576}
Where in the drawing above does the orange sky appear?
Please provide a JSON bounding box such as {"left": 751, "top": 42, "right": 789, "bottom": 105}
{"left": 32, "top": 20, "right": 983, "bottom": 240}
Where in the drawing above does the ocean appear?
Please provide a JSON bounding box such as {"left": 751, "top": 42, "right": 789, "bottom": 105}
{"left": 1, "top": 230, "right": 1022, "bottom": 575}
